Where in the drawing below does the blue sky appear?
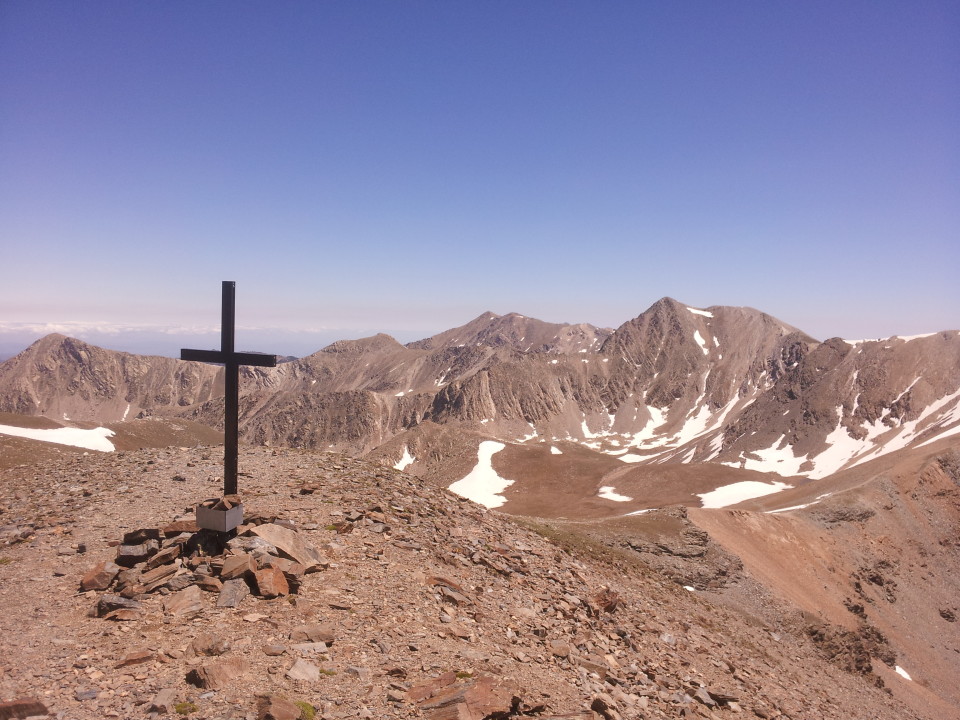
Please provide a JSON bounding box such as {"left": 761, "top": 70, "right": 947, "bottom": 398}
{"left": 1, "top": 1, "right": 958, "bottom": 357}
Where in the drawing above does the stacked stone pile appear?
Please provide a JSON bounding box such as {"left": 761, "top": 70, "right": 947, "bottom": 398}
{"left": 82, "top": 516, "right": 329, "bottom": 622}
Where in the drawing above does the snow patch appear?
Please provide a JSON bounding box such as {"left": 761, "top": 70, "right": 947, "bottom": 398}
{"left": 895, "top": 666, "right": 912, "bottom": 681}
{"left": 394, "top": 446, "right": 415, "bottom": 471}
{"left": 0, "top": 424, "right": 116, "bottom": 452}
{"left": 698, "top": 480, "right": 793, "bottom": 509}
{"left": 687, "top": 307, "right": 714, "bottom": 318}
{"left": 448, "top": 441, "right": 513, "bottom": 508}
{"left": 767, "top": 503, "right": 812, "bottom": 514}
{"left": 693, "top": 330, "right": 709, "bottom": 355}
{"left": 550, "top": 446, "right": 562, "bottom": 455}
{"left": 598, "top": 486, "right": 632, "bottom": 502}
{"left": 517, "top": 424, "right": 538, "bottom": 443}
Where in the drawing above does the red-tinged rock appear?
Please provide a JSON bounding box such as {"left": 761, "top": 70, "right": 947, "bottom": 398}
{"left": 254, "top": 567, "right": 289, "bottom": 598}
{"left": 448, "top": 623, "right": 473, "bottom": 640}
{"left": 161, "top": 519, "right": 198, "bottom": 537}
{"left": 115, "top": 540, "right": 159, "bottom": 567}
{"left": 220, "top": 553, "right": 256, "bottom": 580}
{"left": 257, "top": 694, "right": 302, "bottom": 720}
{"left": 407, "top": 671, "right": 458, "bottom": 703}
{"left": 144, "top": 544, "right": 181, "bottom": 570}
{"left": 141, "top": 560, "right": 181, "bottom": 592}
{"left": 148, "top": 688, "right": 179, "bottom": 713}
{"left": 418, "top": 674, "right": 520, "bottom": 720}
{"left": 115, "top": 649, "right": 154, "bottom": 668}
{"left": 96, "top": 594, "right": 143, "bottom": 617}
{"left": 285, "top": 658, "right": 320, "bottom": 682}
{"left": 0, "top": 697, "right": 49, "bottom": 719}
{"left": 261, "top": 556, "right": 305, "bottom": 592}
{"left": 195, "top": 575, "right": 223, "bottom": 592}
{"left": 122, "top": 528, "right": 161, "bottom": 545}
{"left": 164, "top": 585, "right": 203, "bottom": 617}
{"left": 250, "top": 523, "right": 326, "bottom": 569}
{"left": 572, "top": 652, "right": 608, "bottom": 678}
{"left": 259, "top": 555, "right": 305, "bottom": 576}
{"left": 80, "top": 560, "right": 121, "bottom": 591}
{"left": 548, "top": 640, "right": 571, "bottom": 658}
{"left": 290, "top": 622, "right": 336, "bottom": 644}
{"left": 185, "top": 656, "right": 249, "bottom": 690}
{"left": 190, "top": 632, "right": 231, "bottom": 657}
{"left": 113, "top": 567, "right": 141, "bottom": 593}
{"left": 591, "top": 586, "right": 620, "bottom": 614}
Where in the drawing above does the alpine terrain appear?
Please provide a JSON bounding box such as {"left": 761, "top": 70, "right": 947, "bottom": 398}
{"left": 0, "top": 297, "right": 958, "bottom": 719}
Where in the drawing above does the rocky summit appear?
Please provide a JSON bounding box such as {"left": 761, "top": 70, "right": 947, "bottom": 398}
{"left": 1, "top": 442, "right": 957, "bottom": 719}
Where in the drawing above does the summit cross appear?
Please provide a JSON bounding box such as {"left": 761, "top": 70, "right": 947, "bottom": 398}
{"left": 181, "top": 281, "right": 277, "bottom": 496}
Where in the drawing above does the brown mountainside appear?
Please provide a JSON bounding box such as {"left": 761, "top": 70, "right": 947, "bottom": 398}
{"left": 0, "top": 334, "right": 222, "bottom": 422}
{"left": 1, "top": 300, "right": 958, "bottom": 481}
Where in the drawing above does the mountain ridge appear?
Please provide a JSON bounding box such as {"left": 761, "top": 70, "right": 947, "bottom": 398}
{"left": 2, "top": 299, "right": 958, "bottom": 484}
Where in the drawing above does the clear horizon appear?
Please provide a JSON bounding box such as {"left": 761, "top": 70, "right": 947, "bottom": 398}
{"left": 2, "top": 2, "right": 958, "bottom": 356}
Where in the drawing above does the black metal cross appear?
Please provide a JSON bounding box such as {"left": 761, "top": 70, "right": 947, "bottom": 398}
{"left": 181, "top": 281, "right": 277, "bottom": 496}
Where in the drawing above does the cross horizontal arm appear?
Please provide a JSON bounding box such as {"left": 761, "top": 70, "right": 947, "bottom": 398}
{"left": 181, "top": 349, "right": 278, "bottom": 367}
{"left": 232, "top": 352, "right": 278, "bottom": 367}
{"left": 180, "top": 349, "right": 226, "bottom": 363}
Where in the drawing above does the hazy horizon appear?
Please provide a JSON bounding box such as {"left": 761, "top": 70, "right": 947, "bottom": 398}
{"left": 2, "top": 295, "right": 957, "bottom": 362}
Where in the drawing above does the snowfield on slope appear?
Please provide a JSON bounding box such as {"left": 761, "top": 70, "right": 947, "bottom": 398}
{"left": 448, "top": 441, "right": 513, "bottom": 508}
{"left": 0, "top": 424, "right": 116, "bottom": 452}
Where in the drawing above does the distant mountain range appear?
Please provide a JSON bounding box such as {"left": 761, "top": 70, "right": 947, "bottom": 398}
{"left": 1, "top": 297, "right": 958, "bottom": 503}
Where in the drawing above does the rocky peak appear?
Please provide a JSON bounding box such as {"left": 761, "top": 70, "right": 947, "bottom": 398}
{"left": 407, "top": 312, "right": 609, "bottom": 354}
{"left": 317, "top": 333, "right": 405, "bottom": 356}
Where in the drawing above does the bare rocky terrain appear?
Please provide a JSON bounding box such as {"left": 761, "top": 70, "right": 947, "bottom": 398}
{"left": 1, "top": 298, "right": 958, "bottom": 719}
{"left": 0, "top": 436, "right": 957, "bottom": 719}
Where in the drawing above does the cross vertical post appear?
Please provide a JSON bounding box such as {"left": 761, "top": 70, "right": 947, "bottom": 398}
{"left": 181, "top": 281, "right": 277, "bottom": 517}
{"left": 222, "top": 281, "right": 239, "bottom": 495}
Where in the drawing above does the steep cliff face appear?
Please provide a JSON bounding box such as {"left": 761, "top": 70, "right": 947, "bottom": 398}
{"left": 720, "top": 332, "right": 960, "bottom": 477}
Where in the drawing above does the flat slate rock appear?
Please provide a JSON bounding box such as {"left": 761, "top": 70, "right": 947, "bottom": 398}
{"left": 285, "top": 658, "right": 321, "bottom": 683}
{"left": 217, "top": 578, "right": 251, "bottom": 608}
{"left": 0, "top": 697, "right": 49, "bottom": 720}
{"left": 250, "top": 523, "right": 325, "bottom": 568}
{"left": 164, "top": 584, "right": 203, "bottom": 617}
{"left": 80, "top": 560, "right": 121, "bottom": 591}
{"left": 186, "top": 657, "right": 250, "bottom": 690}
{"left": 256, "top": 694, "right": 302, "bottom": 720}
